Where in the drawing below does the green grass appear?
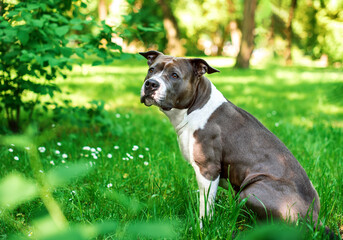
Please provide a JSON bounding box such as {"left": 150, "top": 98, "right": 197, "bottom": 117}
{"left": 0, "top": 57, "right": 342, "bottom": 239}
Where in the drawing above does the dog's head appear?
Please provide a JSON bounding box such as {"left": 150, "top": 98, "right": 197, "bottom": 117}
{"left": 139, "top": 50, "right": 219, "bottom": 111}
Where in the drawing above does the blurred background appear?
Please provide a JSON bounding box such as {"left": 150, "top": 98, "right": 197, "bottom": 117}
{"left": 101, "top": 0, "right": 343, "bottom": 67}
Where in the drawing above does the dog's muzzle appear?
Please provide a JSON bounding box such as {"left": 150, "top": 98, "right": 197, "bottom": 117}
{"left": 144, "top": 79, "right": 160, "bottom": 95}
{"left": 140, "top": 79, "right": 160, "bottom": 106}
{"left": 140, "top": 79, "right": 172, "bottom": 111}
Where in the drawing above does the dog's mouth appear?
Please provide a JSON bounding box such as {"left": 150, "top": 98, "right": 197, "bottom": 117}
{"left": 140, "top": 95, "right": 172, "bottom": 111}
{"left": 140, "top": 95, "right": 155, "bottom": 106}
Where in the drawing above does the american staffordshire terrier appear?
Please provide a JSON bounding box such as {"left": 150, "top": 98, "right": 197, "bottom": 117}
{"left": 139, "top": 50, "right": 320, "bottom": 225}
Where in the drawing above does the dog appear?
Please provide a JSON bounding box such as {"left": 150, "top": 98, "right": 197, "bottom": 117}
{"left": 139, "top": 50, "right": 320, "bottom": 226}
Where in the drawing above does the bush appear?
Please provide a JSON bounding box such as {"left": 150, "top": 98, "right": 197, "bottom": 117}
{"left": 0, "top": 0, "right": 121, "bottom": 132}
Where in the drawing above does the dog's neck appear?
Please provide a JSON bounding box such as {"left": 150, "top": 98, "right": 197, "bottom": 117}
{"left": 162, "top": 81, "right": 227, "bottom": 135}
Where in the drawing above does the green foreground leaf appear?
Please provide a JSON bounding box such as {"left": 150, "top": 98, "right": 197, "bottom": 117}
{"left": 0, "top": 173, "right": 38, "bottom": 209}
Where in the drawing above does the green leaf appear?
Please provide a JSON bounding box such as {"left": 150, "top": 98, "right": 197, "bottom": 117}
{"left": 48, "top": 58, "right": 60, "bottom": 67}
{"left": 60, "top": 47, "right": 73, "bottom": 57}
{"left": 27, "top": 3, "right": 41, "bottom": 11}
{"left": 74, "top": 48, "right": 85, "bottom": 58}
{"left": 18, "top": 30, "right": 29, "bottom": 45}
{"left": 0, "top": 173, "right": 38, "bottom": 209}
{"left": 32, "top": 19, "right": 44, "bottom": 28}
{"left": 55, "top": 25, "right": 69, "bottom": 37}
{"left": 71, "top": 24, "right": 83, "bottom": 31}
{"left": 137, "top": 24, "right": 159, "bottom": 32}
{"left": 92, "top": 60, "right": 102, "bottom": 66}
{"left": 46, "top": 162, "right": 93, "bottom": 187}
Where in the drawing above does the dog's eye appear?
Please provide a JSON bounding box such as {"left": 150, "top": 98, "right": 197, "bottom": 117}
{"left": 148, "top": 68, "right": 154, "bottom": 74}
{"left": 172, "top": 73, "right": 178, "bottom": 79}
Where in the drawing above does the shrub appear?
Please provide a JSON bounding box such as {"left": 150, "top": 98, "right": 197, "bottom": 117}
{"left": 0, "top": 0, "right": 121, "bottom": 132}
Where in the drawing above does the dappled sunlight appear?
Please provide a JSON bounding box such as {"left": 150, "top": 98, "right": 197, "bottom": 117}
{"left": 204, "top": 57, "right": 235, "bottom": 68}
{"left": 290, "top": 116, "right": 314, "bottom": 128}
{"left": 274, "top": 69, "right": 343, "bottom": 85}
{"left": 286, "top": 92, "right": 306, "bottom": 100}
{"left": 318, "top": 103, "right": 343, "bottom": 115}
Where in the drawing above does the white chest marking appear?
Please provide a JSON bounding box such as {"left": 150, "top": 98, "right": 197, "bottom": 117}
{"left": 163, "top": 82, "right": 226, "bottom": 165}
{"left": 163, "top": 81, "right": 226, "bottom": 224}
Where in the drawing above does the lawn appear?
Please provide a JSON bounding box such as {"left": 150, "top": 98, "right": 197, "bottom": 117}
{"left": 0, "top": 56, "right": 342, "bottom": 239}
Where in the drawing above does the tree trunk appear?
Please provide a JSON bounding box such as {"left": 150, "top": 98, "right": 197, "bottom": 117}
{"left": 158, "top": 0, "right": 185, "bottom": 56}
{"left": 235, "top": 0, "right": 257, "bottom": 69}
{"left": 98, "top": 0, "right": 107, "bottom": 21}
{"left": 227, "top": 0, "right": 241, "bottom": 57}
{"left": 285, "top": 0, "right": 297, "bottom": 65}
{"left": 0, "top": 0, "right": 3, "bottom": 17}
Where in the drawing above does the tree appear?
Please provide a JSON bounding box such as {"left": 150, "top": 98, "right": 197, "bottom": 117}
{"left": 285, "top": 0, "right": 297, "bottom": 65}
{"left": 98, "top": 0, "right": 107, "bottom": 21}
{"left": 157, "top": 0, "right": 185, "bottom": 56}
{"left": 235, "top": 0, "right": 257, "bottom": 68}
{"left": 227, "top": 0, "right": 241, "bottom": 57}
{"left": 121, "top": 0, "right": 165, "bottom": 51}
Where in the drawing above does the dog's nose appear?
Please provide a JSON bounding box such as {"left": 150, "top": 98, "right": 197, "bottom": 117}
{"left": 144, "top": 79, "right": 160, "bottom": 93}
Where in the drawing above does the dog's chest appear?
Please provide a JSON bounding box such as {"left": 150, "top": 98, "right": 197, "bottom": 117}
{"left": 177, "top": 126, "right": 196, "bottom": 163}
{"left": 164, "top": 83, "right": 227, "bottom": 165}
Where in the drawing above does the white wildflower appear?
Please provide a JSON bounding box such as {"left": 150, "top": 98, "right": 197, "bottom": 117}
{"left": 144, "top": 161, "right": 149, "bottom": 166}
{"left": 55, "top": 150, "right": 60, "bottom": 155}
{"left": 39, "top": 170, "right": 44, "bottom": 173}
{"left": 50, "top": 160, "right": 55, "bottom": 165}
{"left": 145, "top": 147, "right": 150, "bottom": 151}
{"left": 57, "top": 142, "right": 62, "bottom": 146}
{"left": 91, "top": 148, "right": 96, "bottom": 152}
{"left": 83, "top": 146, "right": 91, "bottom": 151}
{"left": 25, "top": 147, "right": 30, "bottom": 150}
{"left": 14, "top": 156, "right": 19, "bottom": 161}
{"left": 114, "top": 146, "right": 119, "bottom": 150}
{"left": 115, "top": 113, "right": 121, "bottom": 118}
{"left": 8, "top": 148, "right": 13, "bottom": 152}
{"left": 138, "top": 154, "right": 144, "bottom": 159}
{"left": 132, "top": 145, "right": 139, "bottom": 151}
{"left": 61, "top": 160, "right": 66, "bottom": 164}
{"left": 62, "top": 153, "right": 68, "bottom": 159}
{"left": 107, "top": 183, "right": 113, "bottom": 188}
{"left": 107, "top": 153, "right": 113, "bottom": 158}
{"left": 96, "top": 147, "right": 102, "bottom": 152}
{"left": 38, "top": 147, "right": 46, "bottom": 153}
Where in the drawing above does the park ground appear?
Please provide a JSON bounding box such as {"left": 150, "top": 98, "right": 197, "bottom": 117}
{"left": 0, "top": 56, "right": 342, "bottom": 239}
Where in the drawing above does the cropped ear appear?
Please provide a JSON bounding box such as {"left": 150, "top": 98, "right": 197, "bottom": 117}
{"left": 139, "top": 50, "right": 163, "bottom": 66}
{"left": 189, "top": 58, "right": 220, "bottom": 77}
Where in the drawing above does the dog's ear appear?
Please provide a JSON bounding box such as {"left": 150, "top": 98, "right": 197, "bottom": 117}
{"left": 139, "top": 50, "right": 163, "bottom": 66}
{"left": 189, "top": 58, "right": 220, "bottom": 77}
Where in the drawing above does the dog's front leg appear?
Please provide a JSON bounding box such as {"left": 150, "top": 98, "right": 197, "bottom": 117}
{"left": 194, "top": 165, "right": 220, "bottom": 228}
